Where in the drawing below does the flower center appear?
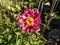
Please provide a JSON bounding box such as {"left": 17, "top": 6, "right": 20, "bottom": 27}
{"left": 26, "top": 17, "right": 34, "bottom": 26}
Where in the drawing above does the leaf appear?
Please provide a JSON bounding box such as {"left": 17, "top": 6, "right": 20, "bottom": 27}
{"left": 8, "top": 34, "right": 12, "bottom": 41}
{"left": 16, "top": 39, "right": 20, "bottom": 45}
{"left": 46, "top": 25, "right": 50, "bottom": 30}
{"left": 41, "top": 23, "right": 50, "bottom": 30}
{"left": 2, "top": 30, "right": 7, "bottom": 34}
{"left": 40, "top": 35, "right": 47, "bottom": 41}
{"left": 5, "top": 17, "right": 10, "bottom": 25}
{"left": 54, "top": 15, "right": 60, "bottom": 19}
{"left": 0, "top": 38, "right": 3, "bottom": 43}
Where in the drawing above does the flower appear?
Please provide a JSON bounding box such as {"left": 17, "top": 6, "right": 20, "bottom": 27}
{"left": 18, "top": 9, "right": 41, "bottom": 32}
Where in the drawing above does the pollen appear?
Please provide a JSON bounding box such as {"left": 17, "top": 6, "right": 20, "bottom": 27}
{"left": 26, "top": 17, "right": 34, "bottom": 26}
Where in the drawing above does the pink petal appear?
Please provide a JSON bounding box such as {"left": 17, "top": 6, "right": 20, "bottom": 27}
{"left": 18, "top": 16, "right": 25, "bottom": 23}
{"left": 22, "top": 26, "right": 27, "bottom": 30}
{"left": 34, "top": 24, "right": 39, "bottom": 29}
{"left": 33, "top": 12, "right": 41, "bottom": 18}
{"left": 23, "top": 10, "right": 30, "bottom": 17}
{"left": 30, "top": 24, "right": 40, "bottom": 32}
{"left": 19, "top": 23, "right": 25, "bottom": 28}
{"left": 22, "top": 15, "right": 26, "bottom": 19}
{"left": 30, "top": 27, "right": 35, "bottom": 32}
{"left": 25, "top": 27, "right": 30, "bottom": 32}
{"left": 20, "top": 23, "right": 28, "bottom": 30}
{"left": 28, "top": 9, "right": 34, "bottom": 15}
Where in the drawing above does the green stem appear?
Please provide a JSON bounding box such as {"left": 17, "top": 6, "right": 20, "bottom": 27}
{"left": 15, "top": 32, "right": 20, "bottom": 45}
{"left": 22, "top": 0, "right": 24, "bottom": 7}
{"left": 50, "top": 0, "right": 58, "bottom": 14}
{"left": 38, "top": 0, "right": 41, "bottom": 10}
{"left": 38, "top": 0, "right": 43, "bottom": 14}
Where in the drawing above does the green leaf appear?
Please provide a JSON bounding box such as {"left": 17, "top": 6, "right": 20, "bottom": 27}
{"left": 46, "top": 25, "right": 50, "bottom": 30}
{"left": 8, "top": 34, "right": 12, "bottom": 41}
{"left": 41, "top": 35, "right": 47, "bottom": 41}
{"left": 2, "top": 30, "right": 7, "bottom": 34}
{"left": 16, "top": 39, "right": 20, "bottom": 45}
{"left": 0, "top": 38, "right": 3, "bottom": 43}
{"left": 54, "top": 15, "right": 60, "bottom": 19}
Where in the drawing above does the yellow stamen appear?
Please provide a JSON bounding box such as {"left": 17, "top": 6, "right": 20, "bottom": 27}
{"left": 26, "top": 17, "right": 34, "bottom": 26}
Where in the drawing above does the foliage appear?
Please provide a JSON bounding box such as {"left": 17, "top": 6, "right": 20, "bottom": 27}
{"left": 0, "top": 0, "right": 47, "bottom": 45}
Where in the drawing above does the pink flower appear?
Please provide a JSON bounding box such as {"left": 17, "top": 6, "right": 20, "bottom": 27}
{"left": 18, "top": 9, "right": 42, "bottom": 32}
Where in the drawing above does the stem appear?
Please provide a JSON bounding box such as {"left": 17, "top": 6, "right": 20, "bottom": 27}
{"left": 29, "top": 0, "right": 32, "bottom": 8}
{"left": 38, "top": 0, "right": 41, "bottom": 10}
{"left": 16, "top": 0, "right": 17, "bottom": 4}
{"left": 47, "top": 0, "right": 58, "bottom": 25}
{"left": 55, "top": 42, "right": 57, "bottom": 45}
{"left": 16, "top": 33, "right": 19, "bottom": 45}
{"left": 47, "top": 0, "right": 58, "bottom": 26}
{"left": 46, "top": 17, "right": 53, "bottom": 26}
{"left": 50, "top": 0, "right": 58, "bottom": 14}
{"left": 54, "top": 0, "right": 59, "bottom": 11}
{"left": 40, "top": 2, "right": 43, "bottom": 14}
{"left": 38, "top": 0, "right": 43, "bottom": 14}
{"left": 41, "top": 0, "right": 58, "bottom": 33}
{"left": 22, "top": 0, "right": 24, "bottom": 7}
{"left": 16, "top": 34, "right": 18, "bottom": 41}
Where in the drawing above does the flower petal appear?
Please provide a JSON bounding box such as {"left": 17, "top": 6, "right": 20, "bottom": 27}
{"left": 30, "top": 27, "right": 35, "bottom": 32}
{"left": 18, "top": 16, "right": 25, "bottom": 23}
{"left": 25, "top": 27, "right": 30, "bottom": 32}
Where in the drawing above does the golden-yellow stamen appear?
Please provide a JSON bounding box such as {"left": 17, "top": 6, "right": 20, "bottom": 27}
{"left": 26, "top": 17, "right": 34, "bottom": 26}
